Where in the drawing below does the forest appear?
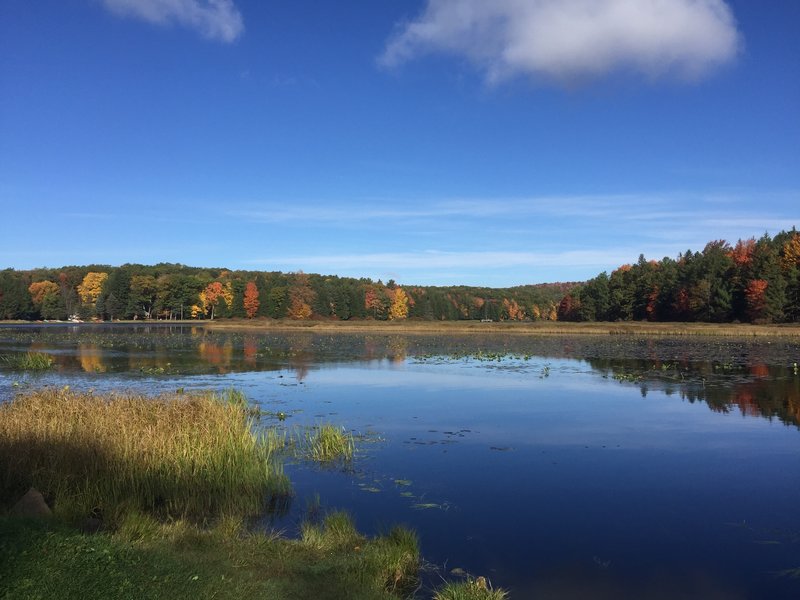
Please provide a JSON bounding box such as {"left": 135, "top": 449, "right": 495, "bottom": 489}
{"left": 0, "top": 264, "right": 571, "bottom": 323}
{"left": 558, "top": 229, "right": 800, "bottom": 323}
{"left": 1, "top": 229, "right": 797, "bottom": 324}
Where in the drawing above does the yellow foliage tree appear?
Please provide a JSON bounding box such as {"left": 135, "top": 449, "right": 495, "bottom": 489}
{"left": 77, "top": 272, "right": 108, "bottom": 306}
{"left": 388, "top": 287, "right": 409, "bottom": 320}
{"left": 531, "top": 304, "right": 542, "bottom": 320}
{"left": 781, "top": 233, "right": 800, "bottom": 272}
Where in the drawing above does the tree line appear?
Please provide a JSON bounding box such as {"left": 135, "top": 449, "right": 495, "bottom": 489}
{"left": 0, "top": 263, "right": 572, "bottom": 322}
{"left": 558, "top": 229, "right": 800, "bottom": 323}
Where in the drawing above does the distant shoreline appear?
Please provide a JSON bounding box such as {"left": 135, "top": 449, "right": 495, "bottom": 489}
{"left": 205, "top": 319, "right": 800, "bottom": 337}
{"left": 3, "top": 318, "right": 800, "bottom": 337}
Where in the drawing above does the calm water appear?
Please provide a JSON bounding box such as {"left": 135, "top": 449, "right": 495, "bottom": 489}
{"left": 1, "top": 324, "right": 799, "bottom": 599}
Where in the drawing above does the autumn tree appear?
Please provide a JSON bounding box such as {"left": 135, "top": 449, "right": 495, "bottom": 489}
{"left": 365, "top": 285, "right": 388, "bottom": 319}
{"left": 202, "top": 281, "right": 225, "bottom": 320}
{"left": 28, "top": 281, "right": 59, "bottom": 307}
{"left": 287, "top": 272, "right": 316, "bottom": 320}
{"left": 243, "top": 281, "right": 259, "bottom": 318}
{"left": 745, "top": 279, "right": 769, "bottom": 322}
{"left": 388, "top": 287, "right": 409, "bottom": 320}
{"left": 780, "top": 232, "right": 800, "bottom": 321}
{"left": 29, "top": 280, "right": 62, "bottom": 319}
{"left": 77, "top": 272, "right": 108, "bottom": 316}
{"left": 502, "top": 298, "right": 525, "bottom": 321}
{"left": 557, "top": 293, "right": 580, "bottom": 321}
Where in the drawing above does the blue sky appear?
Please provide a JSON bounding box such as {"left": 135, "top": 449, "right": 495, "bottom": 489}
{"left": 1, "top": 0, "right": 798, "bottom": 287}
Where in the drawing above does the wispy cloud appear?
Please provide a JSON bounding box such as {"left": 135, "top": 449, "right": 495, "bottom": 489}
{"left": 100, "top": 0, "right": 244, "bottom": 43}
{"left": 381, "top": 0, "right": 741, "bottom": 83}
{"left": 245, "top": 249, "right": 644, "bottom": 271}
{"left": 226, "top": 193, "right": 786, "bottom": 229}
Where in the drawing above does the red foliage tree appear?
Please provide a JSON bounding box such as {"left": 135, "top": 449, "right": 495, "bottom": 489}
{"left": 243, "top": 281, "right": 259, "bottom": 319}
{"left": 745, "top": 279, "right": 769, "bottom": 322}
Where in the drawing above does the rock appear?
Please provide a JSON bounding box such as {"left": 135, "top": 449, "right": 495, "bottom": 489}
{"left": 9, "top": 487, "right": 52, "bottom": 518}
{"left": 81, "top": 517, "right": 103, "bottom": 534}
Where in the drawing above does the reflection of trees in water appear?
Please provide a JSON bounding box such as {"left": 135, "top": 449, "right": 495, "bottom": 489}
{"left": 197, "top": 340, "right": 234, "bottom": 373}
{"left": 243, "top": 336, "right": 258, "bottom": 365}
{"left": 588, "top": 357, "right": 800, "bottom": 428}
{"left": 387, "top": 336, "right": 408, "bottom": 363}
{"left": 78, "top": 344, "right": 106, "bottom": 373}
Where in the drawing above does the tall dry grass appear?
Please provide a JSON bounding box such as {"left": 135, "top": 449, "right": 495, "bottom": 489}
{"left": 0, "top": 388, "right": 289, "bottom": 522}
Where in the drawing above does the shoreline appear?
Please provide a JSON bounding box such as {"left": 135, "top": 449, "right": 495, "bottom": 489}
{"left": 3, "top": 318, "right": 800, "bottom": 337}
{"left": 205, "top": 319, "right": 800, "bottom": 337}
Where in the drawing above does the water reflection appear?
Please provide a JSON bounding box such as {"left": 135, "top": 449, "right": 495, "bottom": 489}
{"left": 1, "top": 324, "right": 799, "bottom": 598}
{"left": 1, "top": 325, "right": 798, "bottom": 428}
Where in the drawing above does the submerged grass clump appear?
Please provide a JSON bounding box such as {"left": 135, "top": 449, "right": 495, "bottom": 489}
{"left": 0, "top": 388, "right": 289, "bottom": 522}
{"left": 434, "top": 577, "right": 508, "bottom": 600}
{"left": 300, "top": 423, "right": 356, "bottom": 463}
{"left": 0, "top": 351, "right": 54, "bottom": 371}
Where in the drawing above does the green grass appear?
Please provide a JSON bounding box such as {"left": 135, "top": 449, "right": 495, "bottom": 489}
{"left": 299, "top": 423, "right": 356, "bottom": 464}
{"left": 300, "top": 511, "right": 419, "bottom": 595}
{"left": 0, "top": 388, "right": 290, "bottom": 523}
{"left": 0, "top": 514, "right": 420, "bottom": 600}
{"left": 433, "top": 578, "right": 509, "bottom": 600}
{"left": 0, "top": 387, "right": 479, "bottom": 598}
{"left": 0, "top": 351, "right": 54, "bottom": 370}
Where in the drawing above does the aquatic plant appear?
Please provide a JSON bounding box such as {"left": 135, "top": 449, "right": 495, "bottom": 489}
{"left": 299, "top": 423, "right": 355, "bottom": 463}
{"left": 434, "top": 577, "right": 508, "bottom": 600}
{"left": 0, "top": 388, "right": 290, "bottom": 522}
{"left": 0, "top": 352, "right": 54, "bottom": 371}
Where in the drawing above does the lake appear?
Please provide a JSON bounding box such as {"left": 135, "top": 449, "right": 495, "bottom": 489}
{"left": 1, "top": 324, "right": 798, "bottom": 599}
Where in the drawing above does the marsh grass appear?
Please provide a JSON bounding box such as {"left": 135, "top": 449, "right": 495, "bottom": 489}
{"left": 298, "top": 423, "right": 356, "bottom": 464}
{"left": 0, "top": 351, "right": 54, "bottom": 370}
{"left": 301, "top": 511, "right": 419, "bottom": 595}
{"left": 434, "top": 577, "right": 508, "bottom": 600}
{"left": 0, "top": 388, "right": 290, "bottom": 522}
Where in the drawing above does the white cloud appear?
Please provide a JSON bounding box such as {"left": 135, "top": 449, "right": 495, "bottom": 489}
{"left": 101, "top": 0, "right": 243, "bottom": 43}
{"left": 381, "top": 0, "right": 741, "bottom": 83}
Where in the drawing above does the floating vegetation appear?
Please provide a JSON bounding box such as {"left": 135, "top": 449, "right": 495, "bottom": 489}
{"left": 612, "top": 372, "right": 642, "bottom": 383}
{"left": 0, "top": 352, "right": 54, "bottom": 371}
{"left": 773, "top": 566, "right": 800, "bottom": 579}
{"left": 412, "top": 502, "right": 447, "bottom": 511}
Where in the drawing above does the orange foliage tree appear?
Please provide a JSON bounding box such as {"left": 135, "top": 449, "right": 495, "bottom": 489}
{"left": 287, "top": 272, "right": 315, "bottom": 320}
{"left": 729, "top": 238, "right": 755, "bottom": 266}
{"left": 243, "top": 281, "right": 259, "bottom": 318}
{"left": 502, "top": 298, "right": 525, "bottom": 321}
{"left": 203, "top": 281, "right": 224, "bottom": 320}
{"left": 28, "top": 281, "right": 59, "bottom": 307}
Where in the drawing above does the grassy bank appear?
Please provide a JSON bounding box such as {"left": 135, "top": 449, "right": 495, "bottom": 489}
{"left": 204, "top": 318, "right": 800, "bottom": 337}
{"left": 0, "top": 512, "right": 420, "bottom": 600}
{"left": 0, "top": 388, "right": 504, "bottom": 599}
